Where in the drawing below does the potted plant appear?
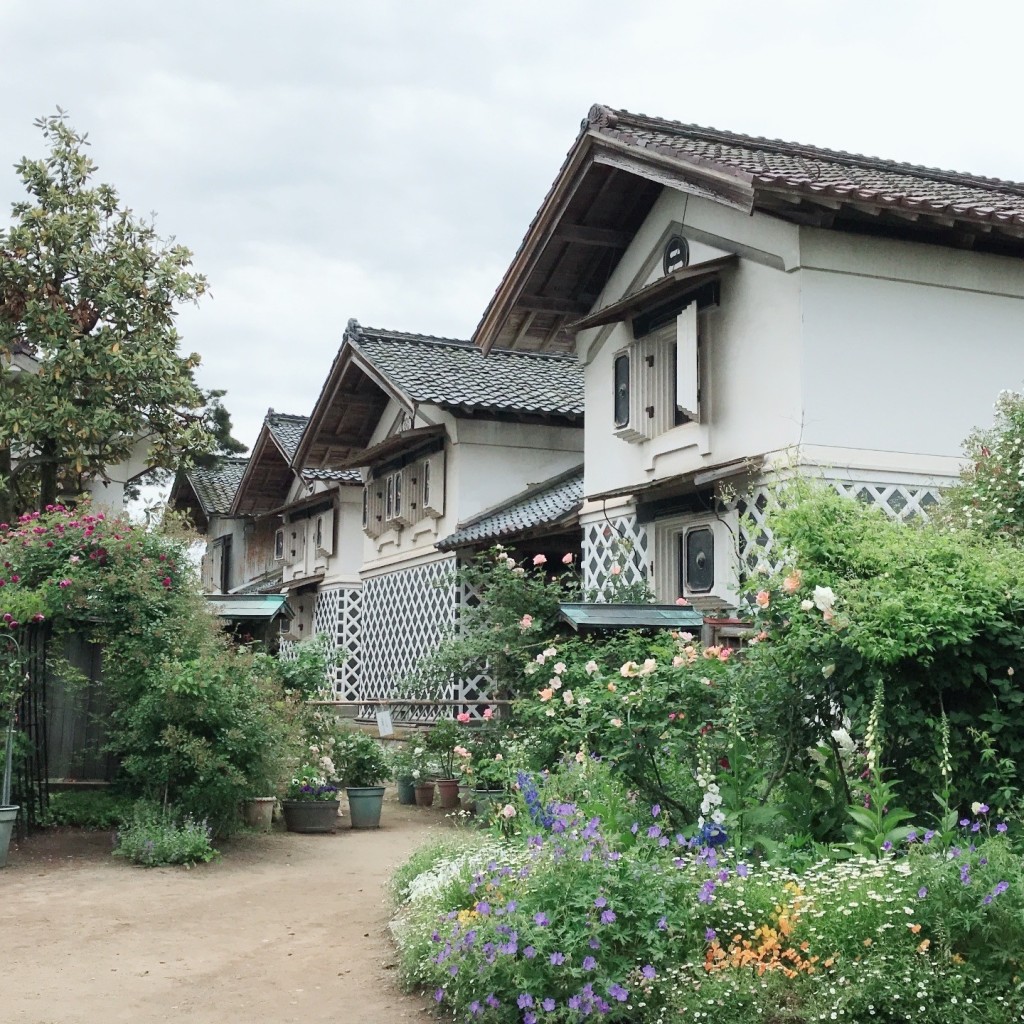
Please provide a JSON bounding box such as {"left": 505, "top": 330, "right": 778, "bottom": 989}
{"left": 1, "top": 637, "right": 25, "bottom": 868}
{"left": 336, "top": 730, "right": 391, "bottom": 829}
{"left": 425, "top": 717, "right": 463, "bottom": 810}
{"left": 454, "top": 720, "right": 510, "bottom": 820}
{"left": 408, "top": 743, "right": 437, "bottom": 807}
{"left": 280, "top": 766, "right": 341, "bottom": 833}
{"left": 388, "top": 745, "right": 418, "bottom": 805}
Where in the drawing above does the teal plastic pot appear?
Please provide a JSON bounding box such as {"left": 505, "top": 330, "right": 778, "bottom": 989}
{"left": 0, "top": 805, "right": 19, "bottom": 868}
{"left": 346, "top": 786, "right": 386, "bottom": 829}
{"left": 396, "top": 777, "right": 416, "bottom": 805}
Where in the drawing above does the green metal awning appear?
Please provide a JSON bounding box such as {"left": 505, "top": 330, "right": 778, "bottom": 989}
{"left": 558, "top": 602, "right": 704, "bottom": 632}
{"left": 206, "top": 594, "right": 294, "bottom": 621}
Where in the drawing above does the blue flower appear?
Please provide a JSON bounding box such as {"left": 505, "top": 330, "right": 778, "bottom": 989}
{"left": 534, "top": 912, "right": 550, "bottom": 927}
{"left": 550, "top": 951, "right": 565, "bottom": 965}
{"left": 608, "top": 983, "right": 629, "bottom": 1002}
{"left": 517, "top": 993, "right": 534, "bottom": 1009}
{"left": 705, "top": 927, "right": 717, "bottom": 942}
{"left": 542, "top": 998, "right": 556, "bottom": 1011}
{"left": 642, "top": 965, "right": 656, "bottom": 980}
{"left": 583, "top": 956, "right": 597, "bottom": 970}
{"left": 594, "top": 896, "right": 607, "bottom": 908}
{"left": 600, "top": 909, "right": 616, "bottom": 924}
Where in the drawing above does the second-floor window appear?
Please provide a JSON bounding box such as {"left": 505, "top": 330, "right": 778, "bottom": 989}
{"left": 613, "top": 302, "right": 701, "bottom": 443}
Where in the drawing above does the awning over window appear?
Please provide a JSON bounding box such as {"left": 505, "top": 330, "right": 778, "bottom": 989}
{"left": 206, "top": 593, "right": 294, "bottom": 621}
{"left": 336, "top": 424, "right": 445, "bottom": 471}
{"left": 558, "top": 602, "right": 705, "bottom": 632}
{"left": 566, "top": 254, "right": 736, "bottom": 333}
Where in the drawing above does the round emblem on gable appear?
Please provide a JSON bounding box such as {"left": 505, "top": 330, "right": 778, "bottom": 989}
{"left": 663, "top": 234, "right": 690, "bottom": 275}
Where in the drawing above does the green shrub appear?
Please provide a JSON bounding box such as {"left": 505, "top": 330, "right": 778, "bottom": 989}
{"left": 40, "top": 789, "right": 133, "bottom": 829}
{"left": 112, "top": 647, "right": 292, "bottom": 835}
{"left": 112, "top": 803, "right": 218, "bottom": 867}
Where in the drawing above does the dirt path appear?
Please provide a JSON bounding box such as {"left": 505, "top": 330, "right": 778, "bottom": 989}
{"left": 2, "top": 795, "right": 452, "bottom": 1023}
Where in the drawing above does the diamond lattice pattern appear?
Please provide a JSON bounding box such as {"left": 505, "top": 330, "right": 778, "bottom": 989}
{"left": 361, "top": 558, "right": 457, "bottom": 722}
{"left": 314, "top": 586, "right": 362, "bottom": 700}
{"left": 582, "top": 515, "right": 650, "bottom": 597}
{"left": 735, "top": 480, "right": 943, "bottom": 577}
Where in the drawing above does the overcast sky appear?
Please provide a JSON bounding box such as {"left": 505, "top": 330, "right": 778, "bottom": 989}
{"left": 3, "top": 0, "right": 1023, "bottom": 460}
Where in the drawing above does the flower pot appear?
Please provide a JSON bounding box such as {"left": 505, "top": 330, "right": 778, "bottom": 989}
{"left": 241, "top": 797, "right": 276, "bottom": 832}
{"left": 458, "top": 784, "right": 476, "bottom": 815}
{"left": 346, "top": 786, "right": 386, "bottom": 829}
{"left": 414, "top": 782, "right": 436, "bottom": 807}
{"left": 436, "top": 778, "right": 461, "bottom": 810}
{"left": 396, "top": 776, "right": 416, "bottom": 805}
{"left": 281, "top": 799, "right": 341, "bottom": 834}
{"left": 0, "top": 805, "right": 18, "bottom": 868}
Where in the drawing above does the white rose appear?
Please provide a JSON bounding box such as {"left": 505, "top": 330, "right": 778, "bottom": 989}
{"left": 812, "top": 585, "right": 836, "bottom": 613}
{"left": 800, "top": 599, "right": 814, "bottom": 611}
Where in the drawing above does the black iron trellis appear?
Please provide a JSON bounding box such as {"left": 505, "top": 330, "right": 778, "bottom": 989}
{"left": 7, "top": 624, "right": 49, "bottom": 838}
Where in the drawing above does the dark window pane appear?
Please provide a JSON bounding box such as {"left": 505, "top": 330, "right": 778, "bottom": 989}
{"left": 683, "top": 527, "right": 714, "bottom": 593}
{"left": 613, "top": 353, "right": 630, "bottom": 427}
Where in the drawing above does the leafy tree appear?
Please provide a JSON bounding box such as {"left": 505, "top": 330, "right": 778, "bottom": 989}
{"left": 941, "top": 388, "right": 1024, "bottom": 542}
{"left": 0, "top": 111, "right": 231, "bottom": 516}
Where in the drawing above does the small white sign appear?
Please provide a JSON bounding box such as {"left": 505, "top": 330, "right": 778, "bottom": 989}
{"left": 376, "top": 707, "right": 394, "bottom": 737}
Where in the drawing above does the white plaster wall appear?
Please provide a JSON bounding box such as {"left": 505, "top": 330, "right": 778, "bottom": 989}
{"left": 448, "top": 419, "right": 583, "bottom": 524}
{"left": 360, "top": 412, "right": 582, "bottom": 575}
{"left": 799, "top": 244, "right": 1024, "bottom": 459}
{"left": 580, "top": 189, "right": 804, "bottom": 499}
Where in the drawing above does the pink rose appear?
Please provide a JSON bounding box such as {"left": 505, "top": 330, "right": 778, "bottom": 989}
{"left": 755, "top": 590, "right": 770, "bottom": 608}
{"left": 610, "top": 565, "right": 622, "bottom": 576}
{"left": 519, "top": 614, "right": 534, "bottom": 630}
{"left": 675, "top": 597, "right": 689, "bottom": 606}
{"left": 561, "top": 553, "right": 573, "bottom": 565}
{"left": 482, "top": 707, "right": 493, "bottom": 720}
{"left": 456, "top": 712, "right": 471, "bottom": 723}
{"left": 533, "top": 554, "right": 547, "bottom": 566}
{"left": 782, "top": 570, "right": 802, "bottom": 594}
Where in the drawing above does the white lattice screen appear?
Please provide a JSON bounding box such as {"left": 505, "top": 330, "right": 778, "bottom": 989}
{"left": 361, "top": 558, "right": 458, "bottom": 722}
{"left": 734, "top": 480, "right": 944, "bottom": 578}
{"left": 313, "top": 586, "right": 362, "bottom": 700}
{"left": 582, "top": 515, "right": 650, "bottom": 597}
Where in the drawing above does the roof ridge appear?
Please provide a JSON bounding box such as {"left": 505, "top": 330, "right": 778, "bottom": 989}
{"left": 192, "top": 455, "right": 250, "bottom": 469}
{"left": 265, "top": 411, "right": 309, "bottom": 422}
{"left": 349, "top": 321, "right": 473, "bottom": 348}
{"left": 357, "top": 325, "right": 578, "bottom": 362}
{"left": 592, "top": 104, "right": 1024, "bottom": 196}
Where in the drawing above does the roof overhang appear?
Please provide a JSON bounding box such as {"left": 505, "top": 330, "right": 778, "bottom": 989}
{"left": 568, "top": 255, "right": 736, "bottom": 333}
{"left": 586, "top": 454, "right": 766, "bottom": 505}
{"left": 336, "top": 424, "right": 446, "bottom": 472}
{"left": 230, "top": 424, "right": 298, "bottom": 516}
{"left": 559, "top": 602, "right": 705, "bottom": 632}
{"left": 280, "top": 572, "right": 326, "bottom": 591}
{"left": 292, "top": 330, "right": 405, "bottom": 472}
{"left": 206, "top": 593, "right": 293, "bottom": 621}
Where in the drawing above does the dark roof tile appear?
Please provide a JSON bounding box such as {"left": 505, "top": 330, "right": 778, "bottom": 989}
{"left": 348, "top": 322, "right": 583, "bottom": 418}
{"left": 185, "top": 458, "right": 249, "bottom": 516}
{"left": 438, "top": 466, "right": 583, "bottom": 550}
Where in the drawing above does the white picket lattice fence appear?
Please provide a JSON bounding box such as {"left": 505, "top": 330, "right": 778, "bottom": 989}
{"left": 313, "top": 586, "right": 362, "bottom": 700}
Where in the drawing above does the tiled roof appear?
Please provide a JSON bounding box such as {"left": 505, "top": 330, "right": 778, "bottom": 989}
{"left": 590, "top": 105, "right": 1024, "bottom": 228}
{"left": 301, "top": 467, "right": 363, "bottom": 484}
{"left": 235, "top": 568, "right": 285, "bottom": 595}
{"left": 186, "top": 458, "right": 249, "bottom": 515}
{"left": 437, "top": 465, "right": 583, "bottom": 551}
{"left": 347, "top": 321, "right": 584, "bottom": 418}
{"left": 265, "top": 412, "right": 308, "bottom": 460}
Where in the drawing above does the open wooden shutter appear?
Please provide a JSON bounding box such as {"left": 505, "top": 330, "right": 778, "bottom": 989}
{"left": 676, "top": 303, "right": 699, "bottom": 421}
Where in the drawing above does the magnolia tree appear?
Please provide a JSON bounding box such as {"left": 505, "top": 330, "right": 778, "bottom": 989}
{"left": 0, "top": 112, "right": 237, "bottom": 516}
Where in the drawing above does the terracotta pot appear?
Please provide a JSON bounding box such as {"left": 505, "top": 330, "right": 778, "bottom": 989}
{"left": 436, "top": 778, "right": 461, "bottom": 810}
{"left": 414, "top": 782, "right": 436, "bottom": 808}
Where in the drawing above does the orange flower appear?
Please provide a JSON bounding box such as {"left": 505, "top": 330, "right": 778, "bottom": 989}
{"left": 539, "top": 688, "right": 553, "bottom": 702}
